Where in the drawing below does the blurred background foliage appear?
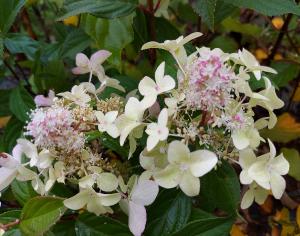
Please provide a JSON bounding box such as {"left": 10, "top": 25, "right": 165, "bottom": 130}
{"left": 0, "top": 0, "right": 300, "bottom": 235}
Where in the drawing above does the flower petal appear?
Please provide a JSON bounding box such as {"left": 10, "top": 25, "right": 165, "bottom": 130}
{"left": 270, "top": 153, "right": 289, "bottom": 175}
{"left": 97, "top": 172, "right": 118, "bottom": 192}
{"left": 90, "top": 50, "right": 111, "bottom": 65}
{"left": 0, "top": 167, "right": 17, "bottom": 191}
{"left": 270, "top": 173, "right": 285, "bottom": 199}
{"left": 189, "top": 150, "right": 218, "bottom": 177}
{"left": 154, "top": 164, "right": 180, "bottom": 189}
{"left": 138, "top": 76, "right": 157, "bottom": 96}
{"left": 241, "top": 188, "right": 255, "bottom": 209}
{"left": 131, "top": 179, "right": 159, "bottom": 206}
{"left": 75, "top": 53, "right": 89, "bottom": 68}
{"left": 63, "top": 190, "right": 89, "bottom": 210}
{"left": 179, "top": 172, "right": 200, "bottom": 197}
{"left": 128, "top": 201, "right": 146, "bottom": 236}
{"left": 167, "top": 141, "right": 190, "bottom": 164}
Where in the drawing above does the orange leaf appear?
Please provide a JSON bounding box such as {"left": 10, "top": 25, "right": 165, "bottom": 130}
{"left": 293, "top": 86, "right": 300, "bottom": 102}
{"left": 63, "top": 16, "right": 79, "bottom": 27}
{"left": 255, "top": 49, "right": 268, "bottom": 61}
{"left": 230, "top": 224, "right": 245, "bottom": 236}
{"left": 297, "top": 205, "right": 300, "bottom": 227}
{"left": 0, "top": 116, "right": 11, "bottom": 128}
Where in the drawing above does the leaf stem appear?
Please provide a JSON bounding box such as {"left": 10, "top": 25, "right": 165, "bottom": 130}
{"left": 0, "top": 219, "right": 20, "bottom": 231}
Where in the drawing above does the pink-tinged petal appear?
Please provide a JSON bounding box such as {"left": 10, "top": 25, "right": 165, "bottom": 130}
{"left": 0, "top": 153, "right": 19, "bottom": 168}
{"left": 131, "top": 180, "right": 159, "bottom": 206}
{"left": 0, "top": 167, "right": 17, "bottom": 191}
{"left": 90, "top": 50, "right": 112, "bottom": 65}
{"left": 76, "top": 53, "right": 89, "bottom": 67}
{"left": 34, "top": 91, "right": 55, "bottom": 107}
{"left": 128, "top": 201, "right": 146, "bottom": 236}
{"left": 12, "top": 144, "right": 22, "bottom": 163}
{"left": 71, "top": 67, "right": 90, "bottom": 75}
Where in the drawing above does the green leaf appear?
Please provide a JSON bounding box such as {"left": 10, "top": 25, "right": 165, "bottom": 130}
{"left": 20, "top": 196, "right": 67, "bottom": 236}
{"left": 281, "top": 148, "right": 300, "bottom": 181}
{"left": 145, "top": 190, "right": 192, "bottom": 236}
{"left": 57, "top": 28, "right": 91, "bottom": 59}
{"left": 200, "top": 161, "right": 240, "bottom": 213}
{"left": 155, "top": 17, "right": 180, "bottom": 42}
{"left": 0, "top": 0, "right": 26, "bottom": 34}
{"left": 0, "top": 210, "right": 21, "bottom": 224}
{"left": 50, "top": 221, "right": 76, "bottom": 236}
{"left": 4, "top": 229, "right": 22, "bottom": 236}
{"left": 222, "top": 0, "right": 300, "bottom": 16}
{"left": 11, "top": 180, "right": 38, "bottom": 206}
{"left": 0, "top": 89, "right": 12, "bottom": 116}
{"left": 75, "top": 213, "right": 131, "bottom": 236}
{"left": 221, "top": 17, "right": 262, "bottom": 36}
{"left": 214, "top": 0, "right": 237, "bottom": 25}
{"left": 9, "top": 86, "right": 35, "bottom": 123}
{"left": 83, "top": 13, "right": 135, "bottom": 70}
{"left": 58, "top": 0, "right": 136, "bottom": 20}
{"left": 2, "top": 116, "right": 24, "bottom": 152}
{"left": 193, "top": 0, "right": 217, "bottom": 30}
{"left": 171, "top": 216, "right": 235, "bottom": 236}
{"left": 209, "top": 35, "right": 238, "bottom": 52}
{"left": 4, "top": 33, "right": 39, "bottom": 60}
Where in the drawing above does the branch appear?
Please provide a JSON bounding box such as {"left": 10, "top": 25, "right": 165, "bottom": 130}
{"left": 0, "top": 219, "right": 20, "bottom": 231}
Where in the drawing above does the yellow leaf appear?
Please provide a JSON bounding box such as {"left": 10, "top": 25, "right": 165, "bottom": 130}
{"left": 274, "top": 53, "right": 283, "bottom": 61}
{"left": 230, "top": 224, "right": 245, "bottom": 236}
{"left": 0, "top": 116, "right": 11, "bottom": 128}
{"left": 293, "top": 86, "right": 300, "bottom": 102}
{"left": 281, "top": 225, "right": 295, "bottom": 236}
{"left": 63, "top": 16, "right": 79, "bottom": 27}
{"left": 261, "top": 113, "right": 300, "bottom": 143}
{"left": 255, "top": 49, "right": 268, "bottom": 61}
{"left": 274, "top": 208, "right": 290, "bottom": 222}
{"left": 297, "top": 205, "right": 300, "bottom": 227}
{"left": 260, "top": 196, "right": 273, "bottom": 214}
{"left": 272, "top": 17, "right": 284, "bottom": 30}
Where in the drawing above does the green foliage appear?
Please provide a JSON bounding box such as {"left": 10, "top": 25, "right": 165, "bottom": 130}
{"left": 83, "top": 14, "right": 135, "bottom": 70}
{"left": 146, "top": 190, "right": 192, "bottom": 236}
{"left": 19, "top": 197, "right": 67, "bottom": 236}
{"left": 222, "top": 0, "right": 300, "bottom": 16}
{"left": 281, "top": 148, "right": 300, "bottom": 181}
{"left": 2, "top": 116, "right": 24, "bottom": 152}
{"left": 75, "top": 213, "right": 132, "bottom": 236}
{"left": 200, "top": 161, "right": 240, "bottom": 214}
{"left": 9, "top": 85, "right": 35, "bottom": 122}
{"left": 58, "top": 0, "right": 136, "bottom": 20}
{"left": 11, "top": 180, "right": 38, "bottom": 206}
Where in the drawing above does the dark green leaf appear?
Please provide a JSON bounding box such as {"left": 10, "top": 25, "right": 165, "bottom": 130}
{"left": 0, "top": 89, "right": 12, "bottom": 116}
{"left": 20, "top": 196, "right": 66, "bottom": 236}
{"left": 9, "top": 86, "right": 35, "bottom": 122}
{"left": 58, "top": 0, "right": 136, "bottom": 20}
{"left": 200, "top": 161, "right": 240, "bottom": 213}
{"left": 221, "top": 17, "right": 262, "bottom": 36}
{"left": 83, "top": 13, "right": 135, "bottom": 70}
{"left": 75, "top": 213, "right": 131, "bottom": 236}
{"left": 50, "top": 220, "right": 76, "bottom": 236}
{"left": 214, "top": 0, "right": 237, "bottom": 25}
{"left": 209, "top": 35, "right": 238, "bottom": 52}
{"left": 3, "top": 228, "right": 22, "bottom": 236}
{"left": 0, "top": 210, "right": 21, "bottom": 224}
{"left": 222, "top": 0, "right": 300, "bottom": 16}
{"left": 154, "top": 17, "right": 180, "bottom": 42}
{"left": 145, "top": 190, "right": 192, "bottom": 236}
{"left": 11, "top": 180, "right": 38, "bottom": 206}
{"left": 0, "top": 0, "right": 26, "bottom": 34}
{"left": 171, "top": 216, "right": 235, "bottom": 236}
{"left": 193, "top": 0, "right": 217, "bottom": 30}
{"left": 4, "top": 34, "right": 39, "bottom": 60}
{"left": 2, "top": 116, "right": 24, "bottom": 152}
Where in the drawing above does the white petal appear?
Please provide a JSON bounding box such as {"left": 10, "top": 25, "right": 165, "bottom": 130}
{"left": 155, "top": 62, "right": 165, "bottom": 81}
{"left": 270, "top": 153, "right": 289, "bottom": 175}
{"left": 154, "top": 165, "right": 180, "bottom": 189}
{"left": 239, "top": 149, "right": 256, "bottom": 169}
{"left": 167, "top": 141, "right": 190, "bottom": 164}
{"left": 125, "top": 97, "right": 145, "bottom": 121}
{"left": 97, "top": 172, "right": 118, "bottom": 192}
{"left": 146, "top": 134, "right": 159, "bottom": 151}
{"left": 131, "top": 179, "right": 159, "bottom": 206}
{"left": 189, "top": 150, "right": 218, "bottom": 177}
{"left": 156, "top": 75, "right": 175, "bottom": 94}
{"left": 79, "top": 175, "right": 95, "bottom": 189}
{"left": 158, "top": 108, "right": 168, "bottom": 127}
{"left": 254, "top": 187, "right": 269, "bottom": 205}
{"left": 16, "top": 165, "right": 36, "bottom": 181}
{"left": 128, "top": 201, "right": 146, "bottom": 236}
{"left": 180, "top": 32, "right": 203, "bottom": 45}
{"left": 90, "top": 50, "right": 111, "bottom": 65}
{"left": 99, "top": 192, "right": 121, "bottom": 206}
{"left": 232, "top": 131, "right": 250, "bottom": 150}
{"left": 17, "top": 139, "right": 38, "bottom": 162}
{"left": 268, "top": 139, "right": 276, "bottom": 159}
{"left": 0, "top": 153, "right": 19, "bottom": 168}
{"left": 106, "top": 124, "right": 120, "bottom": 138}
{"left": 248, "top": 160, "right": 270, "bottom": 189}
{"left": 270, "top": 173, "right": 285, "bottom": 199}
{"left": 0, "top": 167, "right": 17, "bottom": 191}
{"left": 240, "top": 170, "right": 253, "bottom": 185}
{"left": 241, "top": 189, "right": 255, "bottom": 209}
{"left": 138, "top": 76, "right": 157, "bottom": 96}
{"left": 95, "top": 111, "right": 105, "bottom": 122}
{"left": 105, "top": 111, "right": 118, "bottom": 123}
{"left": 179, "top": 172, "right": 200, "bottom": 197}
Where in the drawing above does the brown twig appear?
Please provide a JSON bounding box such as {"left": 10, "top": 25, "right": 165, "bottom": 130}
{"left": 146, "top": 0, "right": 157, "bottom": 65}
{"left": 266, "top": 14, "right": 293, "bottom": 65}
{"left": 280, "top": 192, "right": 298, "bottom": 210}
{"left": 3, "top": 60, "right": 21, "bottom": 81}
{"left": 0, "top": 219, "right": 20, "bottom": 231}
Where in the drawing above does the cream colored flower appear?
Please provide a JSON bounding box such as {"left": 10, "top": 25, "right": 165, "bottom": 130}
{"left": 146, "top": 108, "right": 169, "bottom": 151}
{"left": 138, "top": 62, "right": 175, "bottom": 108}
{"left": 58, "top": 84, "right": 91, "bottom": 106}
{"left": 154, "top": 141, "right": 218, "bottom": 196}
{"left": 95, "top": 111, "right": 120, "bottom": 138}
{"left": 241, "top": 182, "right": 269, "bottom": 209}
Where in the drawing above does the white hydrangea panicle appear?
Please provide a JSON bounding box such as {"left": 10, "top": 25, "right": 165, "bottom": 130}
{"left": 58, "top": 84, "right": 91, "bottom": 106}
{"left": 95, "top": 110, "right": 120, "bottom": 138}
{"left": 241, "top": 182, "right": 269, "bottom": 209}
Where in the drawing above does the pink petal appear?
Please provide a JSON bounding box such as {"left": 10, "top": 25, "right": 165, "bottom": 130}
{"left": 128, "top": 201, "right": 146, "bottom": 236}
{"left": 71, "top": 67, "right": 90, "bottom": 75}
{"left": 34, "top": 90, "right": 55, "bottom": 107}
{"left": 90, "top": 50, "right": 112, "bottom": 65}
{"left": 76, "top": 53, "right": 89, "bottom": 67}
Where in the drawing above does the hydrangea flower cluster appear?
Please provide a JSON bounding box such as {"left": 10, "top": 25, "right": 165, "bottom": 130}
{"left": 0, "top": 33, "right": 289, "bottom": 236}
